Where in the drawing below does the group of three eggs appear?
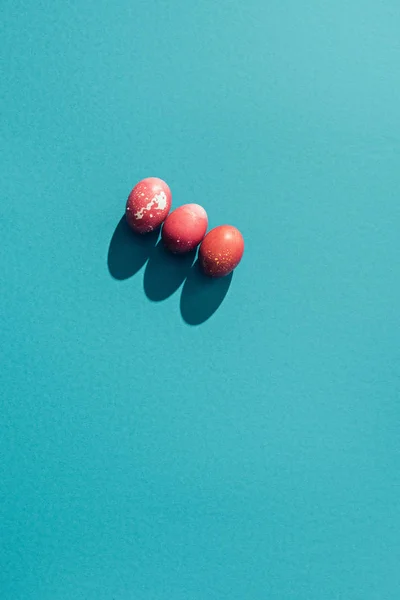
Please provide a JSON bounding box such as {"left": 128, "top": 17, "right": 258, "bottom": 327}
{"left": 126, "top": 177, "right": 244, "bottom": 278}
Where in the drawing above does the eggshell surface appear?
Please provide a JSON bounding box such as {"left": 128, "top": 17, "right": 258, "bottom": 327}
{"left": 126, "top": 177, "right": 172, "bottom": 234}
{"left": 162, "top": 204, "right": 208, "bottom": 253}
{"left": 199, "top": 225, "right": 244, "bottom": 277}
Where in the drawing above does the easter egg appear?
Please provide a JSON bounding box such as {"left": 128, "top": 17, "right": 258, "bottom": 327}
{"left": 162, "top": 204, "right": 208, "bottom": 254}
{"left": 199, "top": 225, "right": 244, "bottom": 277}
{"left": 126, "top": 177, "right": 172, "bottom": 234}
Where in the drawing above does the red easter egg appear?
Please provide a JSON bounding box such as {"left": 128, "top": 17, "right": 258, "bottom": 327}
{"left": 126, "top": 177, "right": 172, "bottom": 234}
{"left": 162, "top": 204, "right": 208, "bottom": 254}
{"left": 199, "top": 225, "right": 244, "bottom": 277}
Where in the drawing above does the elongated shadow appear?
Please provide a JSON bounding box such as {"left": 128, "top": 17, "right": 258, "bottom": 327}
{"left": 180, "top": 261, "right": 233, "bottom": 325}
{"left": 143, "top": 241, "right": 196, "bottom": 301}
{"left": 107, "top": 216, "right": 159, "bottom": 280}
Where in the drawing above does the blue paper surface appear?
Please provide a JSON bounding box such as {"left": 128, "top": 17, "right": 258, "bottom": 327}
{"left": 1, "top": 1, "right": 400, "bottom": 598}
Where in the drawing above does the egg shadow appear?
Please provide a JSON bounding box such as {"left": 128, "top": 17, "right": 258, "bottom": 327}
{"left": 107, "top": 215, "right": 159, "bottom": 280}
{"left": 143, "top": 240, "right": 196, "bottom": 302}
{"left": 180, "top": 261, "right": 233, "bottom": 325}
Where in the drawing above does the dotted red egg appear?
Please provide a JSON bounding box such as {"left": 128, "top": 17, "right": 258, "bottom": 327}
{"left": 162, "top": 204, "right": 208, "bottom": 254}
{"left": 199, "top": 225, "right": 244, "bottom": 277}
{"left": 126, "top": 177, "right": 172, "bottom": 234}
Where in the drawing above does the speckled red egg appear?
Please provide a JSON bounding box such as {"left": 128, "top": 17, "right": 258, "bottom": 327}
{"left": 162, "top": 204, "right": 208, "bottom": 254}
{"left": 199, "top": 225, "right": 244, "bottom": 277}
{"left": 126, "top": 177, "right": 172, "bottom": 234}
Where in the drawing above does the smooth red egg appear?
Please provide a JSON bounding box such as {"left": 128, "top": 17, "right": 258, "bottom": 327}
{"left": 199, "top": 225, "right": 244, "bottom": 277}
{"left": 162, "top": 204, "right": 208, "bottom": 254}
{"left": 126, "top": 177, "right": 172, "bottom": 234}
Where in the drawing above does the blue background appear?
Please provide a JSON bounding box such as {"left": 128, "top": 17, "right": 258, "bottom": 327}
{"left": 1, "top": 1, "right": 400, "bottom": 598}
